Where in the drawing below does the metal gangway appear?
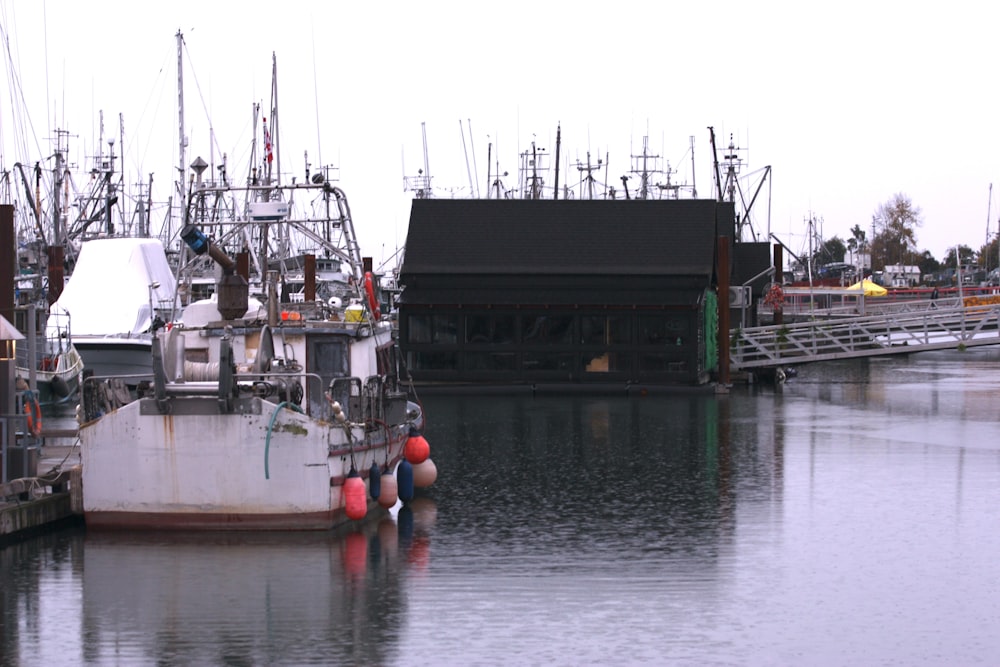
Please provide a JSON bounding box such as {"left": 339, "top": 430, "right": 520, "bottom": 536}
{"left": 731, "top": 299, "right": 1000, "bottom": 370}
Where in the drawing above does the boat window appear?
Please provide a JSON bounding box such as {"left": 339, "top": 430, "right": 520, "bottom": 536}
{"left": 307, "top": 338, "right": 349, "bottom": 416}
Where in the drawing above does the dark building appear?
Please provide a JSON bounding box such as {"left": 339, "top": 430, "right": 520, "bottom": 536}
{"left": 397, "top": 198, "right": 769, "bottom": 391}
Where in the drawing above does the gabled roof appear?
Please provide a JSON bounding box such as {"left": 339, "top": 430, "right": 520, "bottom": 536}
{"left": 400, "top": 199, "right": 731, "bottom": 277}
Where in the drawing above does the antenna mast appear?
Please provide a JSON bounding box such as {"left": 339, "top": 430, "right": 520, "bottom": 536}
{"left": 689, "top": 135, "right": 697, "bottom": 198}
{"left": 176, "top": 31, "right": 187, "bottom": 204}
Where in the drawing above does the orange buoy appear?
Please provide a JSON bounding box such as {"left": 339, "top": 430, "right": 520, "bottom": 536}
{"left": 23, "top": 393, "right": 42, "bottom": 437}
{"left": 378, "top": 468, "right": 398, "bottom": 508}
{"left": 343, "top": 470, "right": 367, "bottom": 520}
{"left": 412, "top": 457, "right": 437, "bottom": 488}
{"left": 404, "top": 429, "right": 430, "bottom": 464}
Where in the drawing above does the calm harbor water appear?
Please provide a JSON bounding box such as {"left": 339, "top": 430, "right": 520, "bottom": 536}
{"left": 3, "top": 349, "right": 1000, "bottom": 665}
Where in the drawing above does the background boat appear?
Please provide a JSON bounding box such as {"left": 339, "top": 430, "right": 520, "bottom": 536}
{"left": 13, "top": 305, "right": 83, "bottom": 407}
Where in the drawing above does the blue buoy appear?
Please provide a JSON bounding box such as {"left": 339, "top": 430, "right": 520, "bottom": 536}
{"left": 369, "top": 461, "right": 381, "bottom": 500}
{"left": 397, "top": 459, "right": 414, "bottom": 503}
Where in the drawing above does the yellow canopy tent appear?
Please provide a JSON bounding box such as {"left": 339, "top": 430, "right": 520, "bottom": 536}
{"left": 847, "top": 279, "right": 888, "bottom": 296}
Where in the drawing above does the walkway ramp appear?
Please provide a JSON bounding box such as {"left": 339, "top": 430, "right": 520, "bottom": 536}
{"left": 731, "top": 302, "right": 1000, "bottom": 370}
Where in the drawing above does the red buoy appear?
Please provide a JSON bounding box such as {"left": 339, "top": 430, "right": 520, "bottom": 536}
{"left": 404, "top": 429, "right": 430, "bottom": 464}
{"left": 344, "top": 470, "right": 367, "bottom": 520}
{"left": 412, "top": 457, "right": 438, "bottom": 488}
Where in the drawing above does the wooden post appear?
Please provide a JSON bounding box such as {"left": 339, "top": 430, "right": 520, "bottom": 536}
{"left": 305, "top": 254, "right": 316, "bottom": 302}
{"left": 0, "top": 205, "right": 13, "bottom": 326}
{"left": 717, "top": 235, "right": 730, "bottom": 386}
{"left": 47, "top": 245, "right": 65, "bottom": 306}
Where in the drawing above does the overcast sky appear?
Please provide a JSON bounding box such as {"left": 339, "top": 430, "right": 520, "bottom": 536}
{"left": 2, "top": 1, "right": 998, "bottom": 269}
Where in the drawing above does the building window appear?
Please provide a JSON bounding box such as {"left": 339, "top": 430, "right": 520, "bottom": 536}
{"left": 465, "top": 314, "right": 516, "bottom": 344}
{"left": 521, "top": 314, "right": 573, "bottom": 345}
{"left": 465, "top": 351, "right": 518, "bottom": 371}
{"left": 583, "top": 352, "right": 631, "bottom": 373}
{"left": 408, "top": 350, "right": 458, "bottom": 370}
{"left": 523, "top": 352, "right": 574, "bottom": 372}
{"left": 581, "top": 314, "right": 631, "bottom": 345}
{"left": 638, "top": 352, "right": 688, "bottom": 374}
{"left": 638, "top": 314, "right": 689, "bottom": 347}
{"left": 408, "top": 313, "right": 459, "bottom": 344}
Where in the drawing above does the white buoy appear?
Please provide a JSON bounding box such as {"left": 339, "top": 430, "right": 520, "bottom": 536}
{"left": 412, "top": 458, "right": 438, "bottom": 488}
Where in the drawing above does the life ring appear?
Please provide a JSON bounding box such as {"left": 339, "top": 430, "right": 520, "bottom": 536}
{"left": 364, "top": 271, "right": 381, "bottom": 320}
{"left": 24, "top": 393, "right": 42, "bottom": 437}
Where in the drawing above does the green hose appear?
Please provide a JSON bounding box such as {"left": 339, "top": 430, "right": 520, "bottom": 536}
{"left": 264, "top": 401, "right": 305, "bottom": 480}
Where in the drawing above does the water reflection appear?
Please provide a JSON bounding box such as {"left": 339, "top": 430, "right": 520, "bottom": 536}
{"left": 1, "top": 508, "right": 440, "bottom": 666}
{"left": 80, "top": 528, "right": 406, "bottom": 665}
{"left": 5, "top": 350, "right": 1000, "bottom": 665}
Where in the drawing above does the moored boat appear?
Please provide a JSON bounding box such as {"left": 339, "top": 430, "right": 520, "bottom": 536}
{"left": 77, "top": 47, "right": 434, "bottom": 529}
{"left": 78, "top": 199, "right": 432, "bottom": 530}
{"left": 14, "top": 305, "right": 84, "bottom": 407}
{"left": 49, "top": 236, "right": 177, "bottom": 384}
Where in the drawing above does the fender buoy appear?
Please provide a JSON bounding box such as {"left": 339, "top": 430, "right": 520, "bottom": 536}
{"left": 378, "top": 467, "right": 398, "bottom": 508}
{"left": 397, "top": 459, "right": 414, "bottom": 503}
{"left": 412, "top": 458, "right": 437, "bottom": 488}
{"left": 51, "top": 374, "right": 71, "bottom": 399}
{"left": 364, "top": 271, "right": 381, "bottom": 320}
{"left": 369, "top": 461, "right": 382, "bottom": 500}
{"left": 404, "top": 428, "right": 430, "bottom": 464}
{"left": 343, "top": 469, "right": 368, "bottom": 521}
{"left": 24, "top": 393, "right": 42, "bottom": 437}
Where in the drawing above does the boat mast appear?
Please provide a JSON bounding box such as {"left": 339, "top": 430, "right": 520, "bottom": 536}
{"left": 177, "top": 31, "right": 187, "bottom": 207}
{"left": 421, "top": 121, "right": 430, "bottom": 192}
{"left": 553, "top": 123, "right": 561, "bottom": 200}
{"left": 271, "top": 52, "right": 280, "bottom": 186}
{"left": 689, "top": 135, "right": 697, "bottom": 198}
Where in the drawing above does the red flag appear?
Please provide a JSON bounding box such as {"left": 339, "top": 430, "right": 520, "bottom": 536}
{"left": 263, "top": 117, "right": 273, "bottom": 164}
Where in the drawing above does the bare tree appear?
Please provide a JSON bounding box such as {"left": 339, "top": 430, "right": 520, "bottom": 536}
{"left": 871, "top": 194, "right": 921, "bottom": 269}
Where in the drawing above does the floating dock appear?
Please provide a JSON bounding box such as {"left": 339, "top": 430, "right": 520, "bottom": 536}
{"left": 1, "top": 433, "right": 83, "bottom": 546}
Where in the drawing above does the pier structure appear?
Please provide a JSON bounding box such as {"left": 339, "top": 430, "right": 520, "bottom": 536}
{"left": 731, "top": 296, "right": 1000, "bottom": 372}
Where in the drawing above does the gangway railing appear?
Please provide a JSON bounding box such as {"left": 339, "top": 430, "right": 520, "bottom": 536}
{"left": 731, "top": 302, "right": 1000, "bottom": 370}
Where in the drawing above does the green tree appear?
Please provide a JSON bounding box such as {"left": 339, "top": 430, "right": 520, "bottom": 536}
{"left": 916, "top": 250, "right": 940, "bottom": 277}
{"left": 871, "top": 194, "right": 921, "bottom": 269}
{"left": 846, "top": 224, "right": 867, "bottom": 257}
{"left": 943, "top": 244, "right": 975, "bottom": 268}
{"left": 813, "top": 236, "right": 846, "bottom": 266}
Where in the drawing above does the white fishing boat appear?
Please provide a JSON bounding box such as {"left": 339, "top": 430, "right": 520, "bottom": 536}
{"left": 77, "top": 45, "right": 435, "bottom": 530}
{"left": 78, "top": 180, "right": 434, "bottom": 531}
{"left": 14, "top": 306, "right": 84, "bottom": 407}
{"left": 49, "top": 237, "right": 177, "bottom": 383}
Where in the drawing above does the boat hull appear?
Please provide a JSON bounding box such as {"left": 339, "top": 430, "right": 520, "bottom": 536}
{"left": 80, "top": 395, "right": 408, "bottom": 531}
